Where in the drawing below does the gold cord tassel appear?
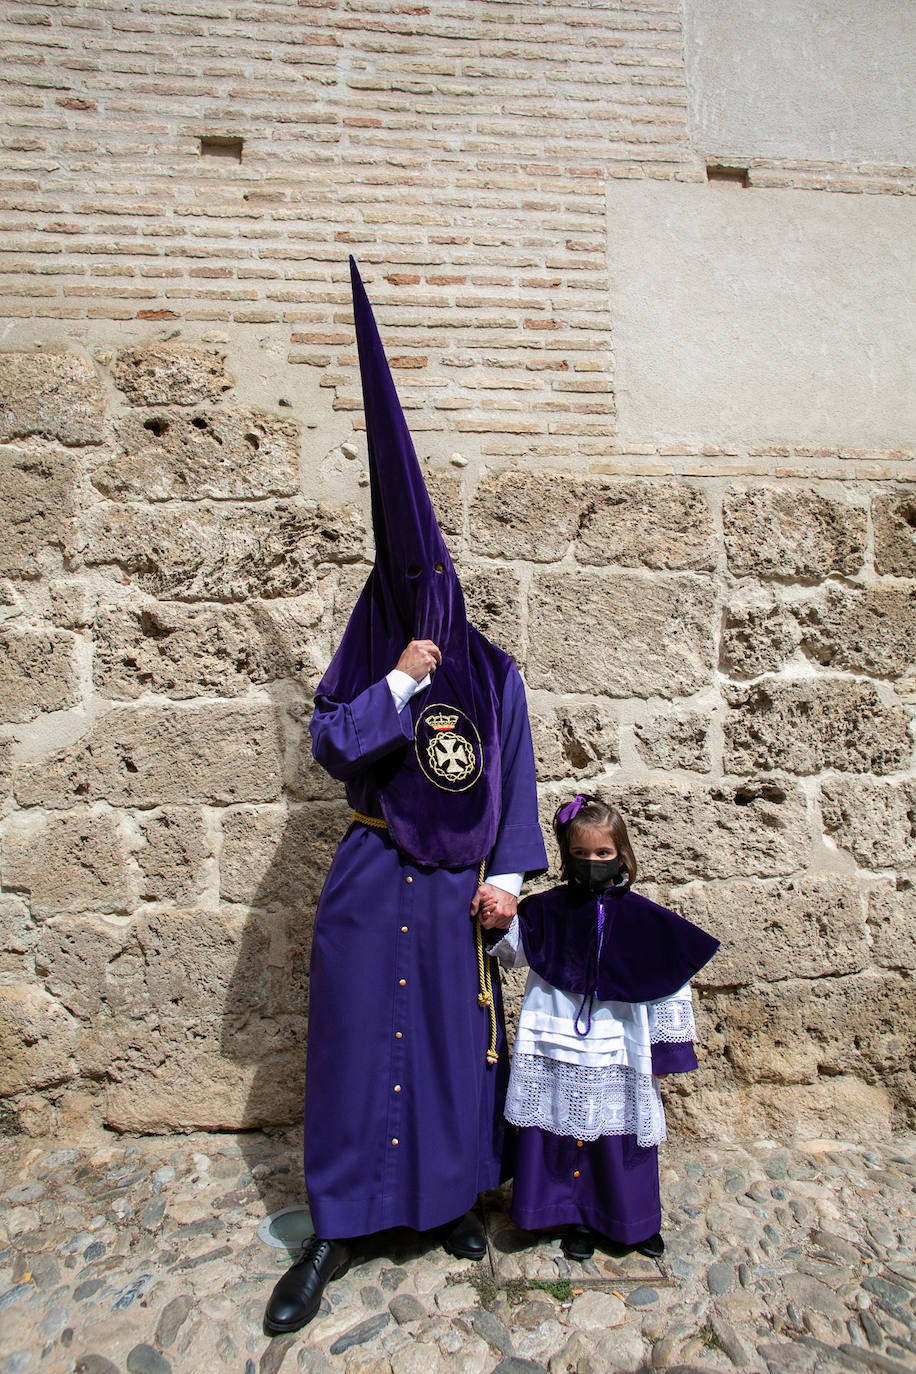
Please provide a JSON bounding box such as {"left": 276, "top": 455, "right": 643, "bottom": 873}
{"left": 475, "top": 859, "right": 500, "bottom": 1066}
{"left": 352, "top": 815, "right": 498, "bottom": 1067}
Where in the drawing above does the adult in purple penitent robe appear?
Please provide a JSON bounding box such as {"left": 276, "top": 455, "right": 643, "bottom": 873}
{"left": 264, "top": 260, "right": 547, "bottom": 1337}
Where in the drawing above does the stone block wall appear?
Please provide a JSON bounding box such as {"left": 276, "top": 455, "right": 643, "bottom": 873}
{"left": 0, "top": 0, "right": 913, "bottom": 1143}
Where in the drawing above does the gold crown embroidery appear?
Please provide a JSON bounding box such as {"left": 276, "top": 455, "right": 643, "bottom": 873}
{"left": 426, "top": 712, "right": 460, "bottom": 732}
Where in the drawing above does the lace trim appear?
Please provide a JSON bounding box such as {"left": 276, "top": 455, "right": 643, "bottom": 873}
{"left": 648, "top": 996, "right": 696, "bottom": 1044}
{"left": 505, "top": 1054, "right": 667, "bottom": 1148}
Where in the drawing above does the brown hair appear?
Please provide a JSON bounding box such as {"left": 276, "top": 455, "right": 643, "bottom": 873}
{"left": 552, "top": 794, "right": 638, "bottom": 886}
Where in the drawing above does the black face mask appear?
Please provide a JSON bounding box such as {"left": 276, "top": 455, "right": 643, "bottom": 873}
{"left": 568, "top": 856, "right": 620, "bottom": 894}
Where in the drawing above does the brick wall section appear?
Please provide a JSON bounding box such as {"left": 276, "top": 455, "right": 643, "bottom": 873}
{"left": 3, "top": 1, "right": 912, "bottom": 466}
{"left": 0, "top": 0, "right": 700, "bottom": 459}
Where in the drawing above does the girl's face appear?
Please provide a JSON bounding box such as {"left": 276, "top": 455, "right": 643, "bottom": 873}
{"left": 569, "top": 824, "right": 618, "bottom": 864}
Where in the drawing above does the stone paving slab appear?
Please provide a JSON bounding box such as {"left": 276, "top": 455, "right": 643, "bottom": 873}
{"left": 0, "top": 1131, "right": 914, "bottom": 1374}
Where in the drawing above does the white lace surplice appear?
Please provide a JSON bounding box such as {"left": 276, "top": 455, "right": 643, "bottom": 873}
{"left": 492, "top": 916, "right": 697, "bottom": 1148}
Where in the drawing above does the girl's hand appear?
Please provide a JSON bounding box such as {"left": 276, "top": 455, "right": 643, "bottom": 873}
{"left": 471, "top": 882, "right": 517, "bottom": 930}
{"left": 395, "top": 639, "right": 442, "bottom": 682}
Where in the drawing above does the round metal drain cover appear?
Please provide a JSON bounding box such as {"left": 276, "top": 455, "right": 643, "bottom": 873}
{"left": 257, "top": 1205, "right": 314, "bottom": 1250}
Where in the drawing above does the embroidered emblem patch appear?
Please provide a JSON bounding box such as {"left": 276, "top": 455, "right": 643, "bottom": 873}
{"left": 414, "top": 703, "right": 483, "bottom": 793}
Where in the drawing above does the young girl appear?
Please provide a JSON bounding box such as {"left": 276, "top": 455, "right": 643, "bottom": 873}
{"left": 489, "top": 794, "right": 718, "bottom": 1260}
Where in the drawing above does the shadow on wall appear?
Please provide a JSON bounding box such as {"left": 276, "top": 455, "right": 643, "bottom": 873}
{"left": 215, "top": 676, "right": 353, "bottom": 1220}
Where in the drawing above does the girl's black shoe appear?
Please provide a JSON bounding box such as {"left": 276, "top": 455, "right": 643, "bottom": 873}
{"left": 562, "top": 1224, "right": 596, "bottom": 1261}
{"left": 634, "top": 1232, "right": 664, "bottom": 1259}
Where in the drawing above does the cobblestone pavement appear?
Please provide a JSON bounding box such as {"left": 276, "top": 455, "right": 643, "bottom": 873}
{"left": 1, "top": 1130, "right": 913, "bottom": 1374}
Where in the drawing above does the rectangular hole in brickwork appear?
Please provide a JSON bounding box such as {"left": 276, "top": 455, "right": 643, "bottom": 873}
{"left": 706, "top": 163, "right": 749, "bottom": 187}
{"left": 200, "top": 137, "right": 243, "bottom": 162}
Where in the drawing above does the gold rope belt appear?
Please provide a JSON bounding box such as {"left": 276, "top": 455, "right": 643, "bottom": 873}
{"left": 352, "top": 811, "right": 499, "bottom": 1066}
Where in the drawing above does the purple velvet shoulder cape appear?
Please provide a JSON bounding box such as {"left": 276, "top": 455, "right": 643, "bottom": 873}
{"left": 517, "top": 882, "right": 719, "bottom": 1002}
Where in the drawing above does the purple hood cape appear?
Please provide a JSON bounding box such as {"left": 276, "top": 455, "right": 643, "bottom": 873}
{"left": 316, "top": 259, "right": 512, "bottom": 868}
{"left": 517, "top": 879, "right": 720, "bottom": 1003}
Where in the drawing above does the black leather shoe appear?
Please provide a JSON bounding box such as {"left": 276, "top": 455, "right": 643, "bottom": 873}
{"left": 442, "top": 1210, "right": 487, "bottom": 1261}
{"left": 264, "top": 1236, "right": 351, "bottom": 1335}
{"left": 562, "top": 1224, "right": 596, "bottom": 1261}
{"left": 634, "top": 1232, "right": 665, "bottom": 1259}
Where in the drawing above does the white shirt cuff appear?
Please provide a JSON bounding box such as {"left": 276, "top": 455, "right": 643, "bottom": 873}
{"left": 486, "top": 872, "right": 523, "bottom": 899}
{"left": 386, "top": 668, "right": 431, "bottom": 713}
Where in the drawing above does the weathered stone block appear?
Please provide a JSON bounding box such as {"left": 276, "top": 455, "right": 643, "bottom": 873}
{"left": 95, "top": 407, "right": 300, "bottom": 502}
{"left": 867, "top": 880, "right": 916, "bottom": 973}
{"left": 0, "top": 739, "right": 12, "bottom": 800}
{"left": 0, "top": 626, "right": 80, "bottom": 724}
{"left": 288, "top": 719, "right": 349, "bottom": 803}
{"left": 15, "top": 702, "right": 284, "bottom": 809}
{"left": 724, "top": 679, "right": 911, "bottom": 776}
{"left": 669, "top": 1076, "right": 894, "bottom": 1145}
{"left": 82, "top": 499, "right": 365, "bottom": 602}
{"left": 0, "top": 895, "right": 34, "bottom": 975}
{"left": 723, "top": 487, "right": 866, "bottom": 579}
{"left": 218, "top": 802, "right": 282, "bottom": 906}
{"left": 0, "top": 446, "right": 76, "bottom": 579}
{"left": 326, "top": 560, "right": 373, "bottom": 645}
{"left": 34, "top": 914, "right": 127, "bottom": 1023}
{"left": 614, "top": 776, "right": 808, "bottom": 881}
{"left": 460, "top": 565, "right": 523, "bottom": 661}
{"left": 136, "top": 808, "right": 211, "bottom": 904}
{"left": 528, "top": 572, "right": 715, "bottom": 698}
{"left": 113, "top": 346, "right": 232, "bottom": 406}
{"left": 820, "top": 778, "right": 915, "bottom": 870}
{"left": 2, "top": 808, "right": 133, "bottom": 919}
{"left": 425, "top": 469, "right": 462, "bottom": 539}
{"left": 577, "top": 480, "right": 716, "bottom": 572}
{"left": 93, "top": 595, "right": 324, "bottom": 700}
{"left": 121, "top": 906, "right": 273, "bottom": 1021}
{"left": 873, "top": 488, "right": 916, "bottom": 577}
{"left": 220, "top": 802, "right": 348, "bottom": 914}
{"left": 0, "top": 351, "right": 105, "bottom": 445}
{"left": 680, "top": 875, "right": 868, "bottom": 986}
{"left": 719, "top": 604, "right": 799, "bottom": 679}
{"left": 0, "top": 985, "right": 84, "bottom": 1094}
{"left": 48, "top": 579, "right": 95, "bottom": 629}
{"left": 634, "top": 710, "right": 711, "bottom": 772}
{"left": 470, "top": 472, "right": 585, "bottom": 562}
{"left": 717, "top": 974, "right": 916, "bottom": 1101}
{"left": 104, "top": 1024, "right": 308, "bottom": 1132}
{"left": 99, "top": 904, "right": 308, "bottom": 1129}
{"left": 793, "top": 584, "right": 916, "bottom": 679}
{"left": 530, "top": 701, "right": 619, "bottom": 781}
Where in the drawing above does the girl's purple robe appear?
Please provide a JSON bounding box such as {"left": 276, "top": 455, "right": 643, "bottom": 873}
{"left": 304, "top": 666, "right": 546, "bottom": 1240}
{"left": 499, "top": 882, "right": 718, "bottom": 1243}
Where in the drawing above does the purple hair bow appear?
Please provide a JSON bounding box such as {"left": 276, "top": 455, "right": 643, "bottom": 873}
{"left": 557, "top": 794, "right": 587, "bottom": 826}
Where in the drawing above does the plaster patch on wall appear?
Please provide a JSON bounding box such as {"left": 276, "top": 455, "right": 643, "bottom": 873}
{"left": 607, "top": 181, "right": 916, "bottom": 449}
{"left": 683, "top": 0, "right": 916, "bottom": 164}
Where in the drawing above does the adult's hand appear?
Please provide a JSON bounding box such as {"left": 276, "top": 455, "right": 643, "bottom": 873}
{"left": 395, "top": 639, "right": 442, "bottom": 682}
{"left": 471, "top": 882, "right": 517, "bottom": 930}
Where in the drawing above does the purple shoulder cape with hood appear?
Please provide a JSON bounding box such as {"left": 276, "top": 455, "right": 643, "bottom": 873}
{"left": 315, "top": 259, "right": 512, "bottom": 868}
{"left": 517, "top": 878, "right": 719, "bottom": 1004}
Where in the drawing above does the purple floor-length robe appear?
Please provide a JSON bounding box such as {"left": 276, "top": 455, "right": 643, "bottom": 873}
{"left": 304, "top": 666, "right": 546, "bottom": 1239}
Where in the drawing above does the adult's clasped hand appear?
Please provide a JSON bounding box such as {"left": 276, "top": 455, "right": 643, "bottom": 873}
{"left": 471, "top": 882, "right": 517, "bottom": 931}
{"left": 396, "top": 639, "right": 442, "bottom": 682}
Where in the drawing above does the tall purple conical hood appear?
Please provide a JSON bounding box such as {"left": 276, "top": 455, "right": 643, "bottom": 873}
{"left": 316, "top": 258, "right": 512, "bottom": 867}
{"left": 353, "top": 256, "right": 471, "bottom": 679}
